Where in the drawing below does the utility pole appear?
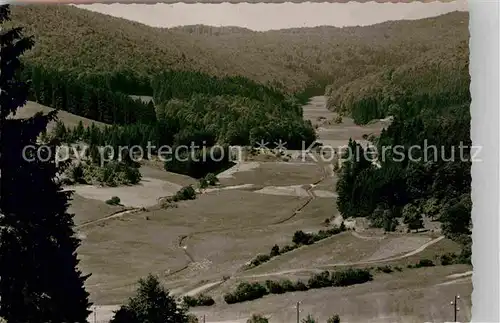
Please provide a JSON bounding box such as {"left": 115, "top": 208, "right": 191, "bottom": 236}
{"left": 203, "top": 314, "right": 206, "bottom": 323}
{"left": 296, "top": 301, "right": 301, "bottom": 323}
{"left": 450, "top": 294, "right": 460, "bottom": 322}
{"left": 93, "top": 305, "right": 97, "bottom": 323}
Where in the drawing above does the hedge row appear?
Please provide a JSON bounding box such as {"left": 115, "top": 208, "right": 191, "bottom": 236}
{"left": 224, "top": 268, "right": 372, "bottom": 304}
{"left": 182, "top": 294, "right": 215, "bottom": 307}
{"left": 246, "top": 225, "right": 346, "bottom": 270}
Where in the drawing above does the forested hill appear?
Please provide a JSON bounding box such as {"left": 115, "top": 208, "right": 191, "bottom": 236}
{"left": 170, "top": 25, "right": 254, "bottom": 36}
{"left": 10, "top": 5, "right": 468, "bottom": 93}
{"left": 326, "top": 39, "right": 470, "bottom": 124}
{"left": 330, "top": 14, "right": 471, "bottom": 263}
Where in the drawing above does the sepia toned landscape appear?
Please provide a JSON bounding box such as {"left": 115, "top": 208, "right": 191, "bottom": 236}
{"left": 1, "top": 3, "right": 471, "bottom": 323}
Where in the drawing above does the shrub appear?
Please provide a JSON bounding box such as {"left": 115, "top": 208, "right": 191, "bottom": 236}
{"left": 280, "top": 244, "right": 297, "bottom": 254}
{"left": 302, "top": 314, "right": 318, "bottom": 323}
{"left": 334, "top": 115, "right": 343, "bottom": 124}
{"left": 198, "top": 178, "right": 209, "bottom": 189}
{"left": 307, "top": 271, "right": 331, "bottom": 289}
{"left": 330, "top": 268, "right": 373, "bottom": 287}
{"left": 106, "top": 196, "right": 121, "bottom": 205}
{"left": 327, "top": 314, "right": 341, "bottom": 323}
{"left": 376, "top": 265, "right": 393, "bottom": 273}
{"left": 172, "top": 185, "right": 196, "bottom": 202}
{"left": 270, "top": 244, "right": 280, "bottom": 257}
{"left": 247, "top": 314, "right": 269, "bottom": 323}
{"left": 182, "top": 294, "right": 215, "bottom": 307}
{"left": 313, "top": 230, "right": 330, "bottom": 242}
{"left": 414, "top": 259, "right": 435, "bottom": 268}
{"left": 250, "top": 254, "right": 271, "bottom": 267}
{"left": 187, "top": 314, "right": 199, "bottom": 323}
{"left": 265, "top": 280, "right": 285, "bottom": 294}
{"left": 440, "top": 253, "right": 458, "bottom": 266}
{"left": 182, "top": 296, "right": 198, "bottom": 307}
{"left": 223, "top": 282, "right": 268, "bottom": 304}
{"left": 205, "top": 173, "right": 218, "bottom": 186}
{"left": 196, "top": 294, "right": 215, "bottom": 306}
{"left": 279, "top": 279, "right": 296, "bottom": 292}
{"left": 293, "top": 230, "right": 314, "bottom": 245}
{"left": 294, "top": 280, "right": 309, "bottom": 291}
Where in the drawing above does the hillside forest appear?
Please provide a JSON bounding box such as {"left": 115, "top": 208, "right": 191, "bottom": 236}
{"left": 4, "top": 2, "right": 472, "bottom": 309}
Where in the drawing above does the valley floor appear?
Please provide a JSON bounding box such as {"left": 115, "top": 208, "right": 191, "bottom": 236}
{"left": 66, "top": 97, "right": 471, "bottom": 323}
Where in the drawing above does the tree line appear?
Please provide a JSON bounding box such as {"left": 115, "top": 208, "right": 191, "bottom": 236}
{"left": 23, "top": 62, "right": 317, "bottom": 159}
{"left": 336, "top": 98, "right": 471, "bottom": 261}
{"left": 328, "top": 46, "right": 470, "bottom": 125}
{"left": 1, "top": 6, "right": 91, "bottom": 321}
{"left": 20, "top": 64, "right": 157, "bottom": 125}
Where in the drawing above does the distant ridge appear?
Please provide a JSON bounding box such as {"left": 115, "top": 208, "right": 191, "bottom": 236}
{"left": 11, "top": 5, "right": 468, "bottom": 93}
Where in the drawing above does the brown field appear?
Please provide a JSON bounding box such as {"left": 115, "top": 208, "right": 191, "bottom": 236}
{"left": 68, "top": 192, "right": 125, "bottom": 226}
{"left": 219, "top": 161, "right": 324, "bottom": 187}
{"left": 11, "top": 101, "right": 107, "bottom": 131}
{"left": 190, "top": 265, "right": 471, "bottom": 323}
{"left": 62, "top": 96, "right": 472, "bottom": 322}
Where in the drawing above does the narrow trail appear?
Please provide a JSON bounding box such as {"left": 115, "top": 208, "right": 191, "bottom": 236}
{"left": 237, "top": 235, "right": 445, "bottom": 279}
{"left": 436, "top": 277, "right": 472, "bottom": 286}
{"left": 170, "top": 96, "right": 335, "bottom": 271}
{"left": 76, "top": 208, "right": 142, "bottom": 229}
{"left": 351, "top": 231, "right": 387, "bottom": 241}
{"left": 181, "top": 280, "right": 224, "bottom": 297}
{"left": 172, "top": 150, "right": 331, "bottom": 279}
{"left": 161, "top": 96, "right": 347, "bottom": 286}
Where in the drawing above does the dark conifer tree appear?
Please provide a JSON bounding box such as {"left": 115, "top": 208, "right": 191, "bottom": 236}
{"left": 0, "top": 5, "right": 91, "bottom": 322}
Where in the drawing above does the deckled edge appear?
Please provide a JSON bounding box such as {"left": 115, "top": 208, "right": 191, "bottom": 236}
{"left": 3, "top": 0, "right": 467, "bottom": 4}
{"left": 470, "top": 0, "right": 500, "bottom": 322}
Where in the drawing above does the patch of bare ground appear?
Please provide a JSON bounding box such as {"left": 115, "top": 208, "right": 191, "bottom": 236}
{"left": 68, "top": 192, "right": 125, "bottom": 226}
{"left": 139, "top": 164, "right": 197, "bottom": 187}
{"left": 195, "top": 265, "right": 471, "bottom": 323}
{"left": 378, "top": 237, "right": 463, "bottom": 268}
{"left": 67, "top": 177, "right": 181, "bottom": 208}
{"left": 238, "top": 232, "right": 387, "bottom": 277}
{"left": 78, "top": 190, "right": 309, "bottom": 304}
{"left": 219, "top": 162, "right": 323, "bottom": 187}
{"left": 79, "top": 217, "right": 192, "bottom": 304}
{"left": 254, "top": 185, "right": 310, "bottom": 197}
{"left": 216, "top": 162, "right": 260, "bottom": 180}
{"left": 363, "top": 235, "right": 433, "bottom": 261}
{"left": 10, "top": 101, "right": 107, "bottom": 131}
{"left": 66, "top": 165, "right": 193, "bottom": 208}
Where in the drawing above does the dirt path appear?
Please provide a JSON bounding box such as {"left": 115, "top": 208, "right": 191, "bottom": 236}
{"left": 446, "top": 271, "right": 472, "bottom": 279}
{"left": 436, "top": 271, "right": 472, "bottom": 286}
{"left": 238, "top": 235, "right": 445, "bottom": 279}
{"left": 351, "top": 231, "right": 387, "bottom": 241}
{"left": 182, "top": 281, "right": 224, "bottom": 297}
{"left": 160, "top": 98, "right": 334, "bottom": 286}
{"left": 76, "top": 208, "right": 142, "bottom": 229}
